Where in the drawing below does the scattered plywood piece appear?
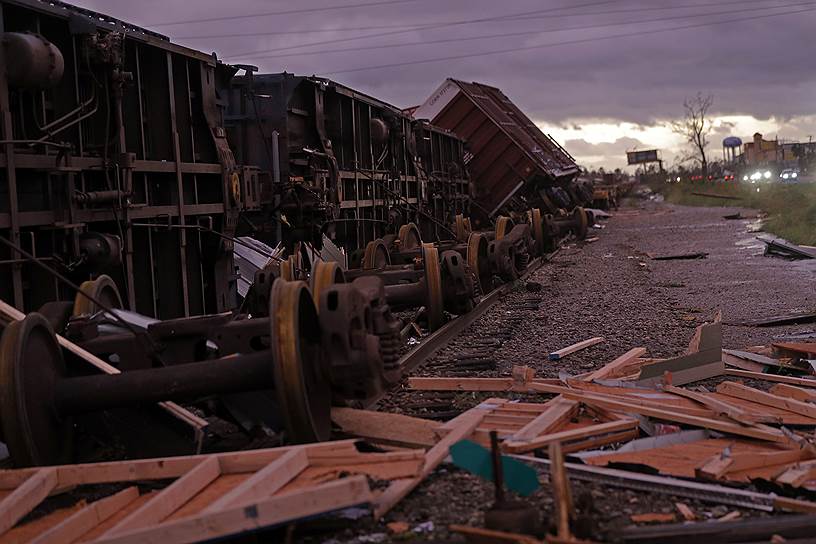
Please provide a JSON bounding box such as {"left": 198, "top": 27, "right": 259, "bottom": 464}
{"left": 549, "top": 337, "right": 604, "bottom": 361}
{"left": 638, "top": 320, "right": 723, "bottom": 386}
{"left": 331, "top": 407, "right": 440, "bottom": 447}
{"left": 716, "top": 381, "right": 816, "bottom": 419}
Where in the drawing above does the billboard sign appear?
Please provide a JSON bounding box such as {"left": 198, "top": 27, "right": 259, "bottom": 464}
{"left": 627, "top": 149, "right": 659, "bottom": 165}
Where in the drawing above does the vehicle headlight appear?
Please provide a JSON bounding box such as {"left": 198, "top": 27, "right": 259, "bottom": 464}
{"left": 764, "top": 171, "right": 771, "bottom": 179}
{"left": 743, "top": 175, "right": 748, "bottom": 181}
{"left": 782, "top": 173, "right": 789, "bottom": 179}
{"left": 676, "top": 177, "right": 680, "bottom": 182}
{"left": 792, "top": 173, "right": 798, "bottom": 178}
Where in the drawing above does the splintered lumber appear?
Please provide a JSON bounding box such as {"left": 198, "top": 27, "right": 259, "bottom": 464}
{"left": 725, "top": 369, "right": 816, "bottom": 388}
{"left": 503, "top": 419, "right": 639, "bottom": 454}
{"left": 373, "top": 403, "right": 491, "bottom": 518}
{"left": 675, "top": 502, "right": 695, "bottom": 521}
{"left": 549, "top": 337, "right": 604, "bottom": 361}
{"left": 331, "top": 407, "right": 440, "bottom": 447}
{"left": 630, "top": 512, "right": 676, "bottom": 523}
{"left": 722, "top": 349, "right": 786, "bottom": 371}
{"left": 716, "top": 381, "right": 816, "bottom": 419}
{"left": 773, "top": 341, "right": 816, "bottom": 357}
{"left": 509, "top": 398, "right": 579, "bottom": 442}
{"left": 662, "top": 385, "right": 762, "bottom": 425}
{"left": 584, "top": 347, "right": 647, "bottom": 381}
{"left": 770, "top": 383, "right": 816, "bottom": 402}
{"left": 558, "top": 390, "right": 791, "bottom": 443}
{"left": 775, "top": 460, "right": 816, "bottom": 487}
{"left": 549, "top": 442, "right": 574, "bottom": 540}
{"left": 93, "top": 476, "right": 372, "bottom": 544}
{"left": 0, "top": 468, "right": 57, "bottom": 535}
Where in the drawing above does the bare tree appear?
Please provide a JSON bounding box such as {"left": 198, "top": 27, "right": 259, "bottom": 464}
{"left": 671, "top": 93, "right": 714, "bottom": 176}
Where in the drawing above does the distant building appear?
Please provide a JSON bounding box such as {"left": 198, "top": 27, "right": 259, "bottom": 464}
{"left": 741, "top": 132, "right": 816, "bottom": 167}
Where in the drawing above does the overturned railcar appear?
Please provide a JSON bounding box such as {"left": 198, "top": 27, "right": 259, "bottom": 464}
{"left": 225, "top": 72, "right": 471, "bottom": 253}
{"left": 413, "top": 79, "right": 584, "bottom": 223}
{"left": 0, "top": 0, "right": 244, "bottom": 318}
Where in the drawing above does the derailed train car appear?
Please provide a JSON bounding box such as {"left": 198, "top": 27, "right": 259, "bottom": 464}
{"left": 413, "top": 79, "right": 590, "bottom": 224}
{"left": 0, "top": 0, "right": 244, "bottom": 318}
{"left": 224, "top": 72, "right": 471, "bottom": 257}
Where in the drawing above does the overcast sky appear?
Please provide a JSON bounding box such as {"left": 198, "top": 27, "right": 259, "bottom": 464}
{"left": 72, "top": 0, "right": 816, "bottom": 169}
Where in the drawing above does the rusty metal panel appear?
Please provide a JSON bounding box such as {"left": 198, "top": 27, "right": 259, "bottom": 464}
{"left": 414, "top": 79, "right": 579, "bottom": 218}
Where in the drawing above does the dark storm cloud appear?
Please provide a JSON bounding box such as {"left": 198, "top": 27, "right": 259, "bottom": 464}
{"left": 72, "top": 0, "right": 815, "bottom": 131}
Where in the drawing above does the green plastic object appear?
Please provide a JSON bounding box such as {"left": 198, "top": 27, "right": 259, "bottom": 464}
{"left": 450, "top": 439, "right": 540, "bottom": 497}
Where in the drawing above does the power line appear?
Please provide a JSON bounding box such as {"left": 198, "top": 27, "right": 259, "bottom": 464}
{"left": 234, "top": 0, "right": 816, "bottom": 61}
{"left": 319, "top": 5, "right": 816, "bottom": 76}
{"left": 174, "top": 0, "right": 800, "bottom": 40}
{"left": 146, "top": 0, "right": 426, "bottom": 27}
{"left": 224, "top": 0, "right": 622, "bottom": 58}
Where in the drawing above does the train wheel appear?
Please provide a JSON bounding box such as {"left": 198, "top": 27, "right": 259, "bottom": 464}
{"left": 73, "top": 274, "right": 123, "bottom": 316}
{"left": 279, "top": 254, "right": 299, "bottom": 281}
{"left": 310, "top": 260, "right": 345, "bottom": 309}
{"left": 422, "top": 244, "right": 444, "bottom": 332}
{"left": 454, "top": 214, "right": 471, "bottom": 241}
{"left": 467, "top": 232, "right": 491, "bottom": 293}
{"left": 574, "top": 207, "right": 589, "bottom": 240}
{"left": 270, "top": 280, "right": 331, "bottom": 443}
{"left": 398, "top": 223, "right": 422, "bottom": 250}
{"left": 495, "top": 216, "right": 512, "bottom": 240}
{"left": 362, "top": 239, "right": 391, "bottom": 270}
{"left": 0, "top": 313, "right": 72, "bottom": 466}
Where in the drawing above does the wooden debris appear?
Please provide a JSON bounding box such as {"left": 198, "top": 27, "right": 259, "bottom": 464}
{"left": 638, "top": 319, "right": 723, "bottom": 386}
{"left": 674, "top": 502, "right": 695, "bottom": 521}
{"left": 548, "top": 337, "right": 604, "bottom": 361}
{"left": 583, "top": 347, "right": 647, "bottom": 382}
{"left": 630, "top": 512, "right": 676, "bottom": 523}
{"left": 775, "top": 460, "right": 816, "bottom": 487}
{"left": 770, "top": 383, "right": 816, "bottom": 403}
{"left": 648, "top": 252, "right": 708, "bottom": 261}
{"left": 548, "top": 442, "right": 574, "bottom": 541}
{"left": 716, "top": 510, "right": 741, "bottom": 522}
{"left": 662, "top": 384, "right": 761, "bottom": 425}
{"left": 331, "top": 407, "right": 440, "bottom": 447}
{"left": 503, "top": 419, "right": 639, "bottom": 454}
{"left": 716, "top": 381, "right": 816, "bottom": 419}
{"left": 725, "top": 369, "right": 816, "bottom": 388}
{"left": 387, "top": 521, "right": 410, "bottom": 534}
{"left": 508, "top": 398, "right": 579, "bottom": 442}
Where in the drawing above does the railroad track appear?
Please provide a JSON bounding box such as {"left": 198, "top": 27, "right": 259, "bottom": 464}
{"left": 366, "top": 250, "right": 556, "bottom": 409}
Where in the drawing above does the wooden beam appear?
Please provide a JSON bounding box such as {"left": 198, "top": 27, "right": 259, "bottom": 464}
{"left": 0, "top": 468, "right": 57, "bottom": 536}
{"left": 695, "top": 453, "right": 734, "bottom": 480}
{"left": 503, "top": 419, "right": 639, "bottom": 454}
{"left": 716, "top": 381, "right": 816, "bottom": 419}
{"left": 374, "top": 405, "right": 488, "bottom": 518}
{"left": 775, "top": 460, "right": 816, "bottom": 487}
{"left": 30, "top": 487, "right": 140, "bottom": 544}
{"left": 449, "top": 524, "right": 543, "bottom": 543}
{"left": 549, "top": 337, "right": 604, "bottom": 361}
{"left": 549, "top": 442, "right": 573, "bottom": 540}
{"left": 662, "top": 384, "right": 764, "bottom": 425}
{"left": 101, "top": 457, "right": 221, "bottom": 537}
{"left": 331, "top": 407, "right": 440, "bottom": 448}
{"left": 584, "top": 347, "right": 647, "bottom": 381}
{"left": 509, "top": 398, "right": 579, "bottom": 442}
{"left": 202, "top": 449, "right": 308, "bottom": 513}
{"left": 770, "top": 384, "right": 816, "bottom": 403}
{"left": 91, "top": 476, "right": 373, "bottom": 544}
{"left": 558, "top": 390, "right": 791, "bottom": 443}
{"left": 408, "top": 376, "right": 560, "bottom": 392}
{"left": 725, "top": 370, "right": 816, "bottom": 388}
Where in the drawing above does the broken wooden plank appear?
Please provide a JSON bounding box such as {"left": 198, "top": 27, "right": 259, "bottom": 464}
{"left": 725, "top": 369, "right": 816, "bottom": 388}
{"left": 638, "top": 319, "right": 723, "bottom": 386}
{"left": 549, "top": 337, "right": 604, "bottom": 361}
{"left": 775, "top": 460, "right": 816, "bottom": 487}
{"left": 558, "top": 390, "right": 791, "bottom": 443}
{"left": 630, "top": 512, "right": 676, "bottom": 523}
{"left": 331, "top": 407, "right": 440, "bottom": 447}
{"left": 716, "top": 381, "right": 816, "bottom": 419}
{"left": 662, "top": 385, "right": 761, "bottom": 425}
{"left": 202, "top": 449, "right": 308, "bottom": 513}
{"left": 408, "top": 376, "right": 559, "bottom": 392}
{"left": 509, "top": 398, "right": 579, "bottom": 442}
{"left": 0, "top": 468, "right": 57, "bottom": 536}
{"left": 92, "top": 476, "right": 373, "bottom": 544}
{"left": 503, "top": 419, "right": 639, "bottom": 454}
{"left": 584, "top": 348, "right": 648, "bottom": 382}
{"left": 374, "top": 405, "right": 489, "bottom": 518}
{"left": 675, "top": 502, "right": 695, "bottom": 521}
{"left": 29, "top": 487, "right": 140, "bottom": 544}
{"left": 449, "top": 524, "right": 542, "bottom": 544}
{"left": 101, "top": 457, "right": 222, "bottom": 537}
{"left": 549, "top": 442, "right": 573, "bottom": 540}
{"left": 695, "top": 452, "right": 734, "bottom": 480}
{"left": 770, "top": 383, "right": 816, "bottom": 403}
